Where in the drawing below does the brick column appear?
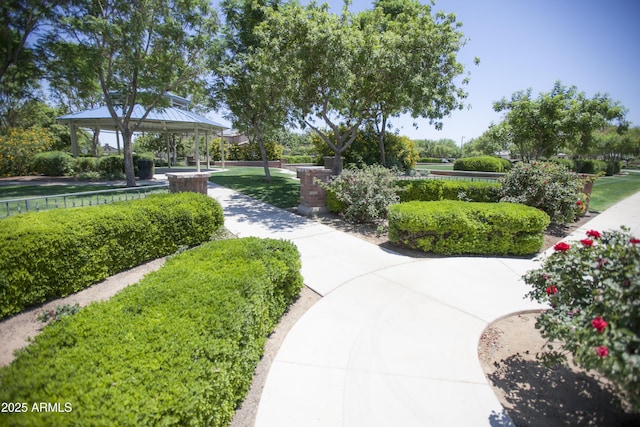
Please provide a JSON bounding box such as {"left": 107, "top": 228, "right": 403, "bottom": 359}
{"left": 297, "top": 167, "right": 332, "bottom": 216}
{"left": 166, "top": 172, "right": 212, "bottom": 195}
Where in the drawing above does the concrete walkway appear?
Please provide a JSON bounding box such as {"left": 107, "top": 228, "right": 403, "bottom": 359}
{"left": 208, "top": 183, "right": 640, "bottom": 427}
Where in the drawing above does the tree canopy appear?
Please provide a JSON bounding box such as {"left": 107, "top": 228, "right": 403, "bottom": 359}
{"left": 494, "top": 81, "right": 627, "bottom": 162}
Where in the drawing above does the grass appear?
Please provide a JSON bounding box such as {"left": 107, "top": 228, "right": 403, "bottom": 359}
{"left": 0, "top": 184, "right": 125, "bottom": 200}
{"left": 589, "top": 171, "right": 640, "bottom": 212}
{"left": 209, "top": 167, "right": 300, "bottom": 209}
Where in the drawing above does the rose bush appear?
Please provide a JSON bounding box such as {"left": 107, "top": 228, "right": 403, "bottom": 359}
{"left": 525, "top": 227, "right": 640, "bottom": 409}
{"left": 499, "top": 161, "right": 586, "bottom": 223}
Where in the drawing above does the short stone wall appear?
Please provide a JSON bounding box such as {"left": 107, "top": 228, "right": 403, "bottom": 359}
{"left": 166, "top": 172, "right": 212, "bottom": 195}
{"left": 297, "top": 167, "right": 332, "bottom": 216}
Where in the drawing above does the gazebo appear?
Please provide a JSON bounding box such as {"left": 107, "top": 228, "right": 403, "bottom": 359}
{"left": 57, "top": 94, "right": 228, "bottom": 172}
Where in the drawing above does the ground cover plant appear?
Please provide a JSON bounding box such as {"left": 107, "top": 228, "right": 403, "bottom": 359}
{"left": 0, "top": 237, "right": 303, "bottom": 426}
{"left": 525, "top": 227, "right": 640, "bottom": 410}
{"left": 388, "top": 200, "right": 550, "bottom": 255}
{"left": 209, "top": 167, "right": 300, "bottom": 209}
{"left": 0, "top": 192, "right": 223, "bottom": 319}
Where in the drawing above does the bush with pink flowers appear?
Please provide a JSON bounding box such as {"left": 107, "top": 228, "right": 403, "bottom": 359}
{"left": 525, "top": 227, "right": 640, "bottom": 409}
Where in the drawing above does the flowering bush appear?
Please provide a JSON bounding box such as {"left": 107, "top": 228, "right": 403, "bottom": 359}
{"left": 319, "top": 164, "right": 400, "bottom": 223}
{"left": 499, "top": 161, "right": 586, "bottom": 223}
{"left": 525, "top": 227, "right": 640, "bottom": 409}
{"left": 0, "top": 127, "right": 54, "bottom": 176}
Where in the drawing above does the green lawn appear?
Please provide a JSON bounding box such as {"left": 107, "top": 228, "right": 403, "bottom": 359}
{"left": 209, "top": 167, "right": 300, "bottom": 209}
{"left": 589, "top": 171, "right": 640, "bottom": 212}
{"left": 0, "top": 184, "right": 125, "bottom": 200}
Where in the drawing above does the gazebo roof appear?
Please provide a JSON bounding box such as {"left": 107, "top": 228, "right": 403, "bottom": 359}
{"left": 57, "top": 104, "right": 228, "bottom": 133}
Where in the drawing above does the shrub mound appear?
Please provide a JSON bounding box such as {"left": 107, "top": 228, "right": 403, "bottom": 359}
{"left": 525, "top": 227, "right": 640, "bottom": 410}
{"left": 0, "top": 237, "right": 303, "bottom": 426}
{"left": 30, "top": 151, "right": 75, "bottom": 176}
{"left": 453, "top": 156, "right": 511, "bottom": 172}
{"left": 388, "top": 200, "right": 550, "bottom": 255}
{"left": 397, "top": 179, "right": 501, "bottom": 203}
{"left": 0, "top": 193, "right": 224, "bottom": 319}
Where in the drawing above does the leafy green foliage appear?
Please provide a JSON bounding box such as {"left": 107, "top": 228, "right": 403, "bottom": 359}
{"left": 320, "top": 164, "right": 400, "bottom": 223}
{"left": 284, "top": 155, "right": 314, "bottom": 164}
{"left": 499, "top": 161, "right": 586, "bottom": 223}
{"left": 397, "top": 179, "right": 501, "bottom": 203}
{"left": 525, "top": 228, "right": 640, "bottom": 410}
{"left": 453, "top": 156, "right": 511, "bottom": 172}
{"left": 0, "top": 237, "right": 303, "bottom": 426}
{"left": 388, "top": 200, "right": 550, "bottom": 255}
{"left": 30, "top": 151, "right": 75, "bottom": 176}
{"left": 0, "top": 193, "right": 224, "bottom": 319}
{"left": 0, "top": 127, "right": 54, "bottom": 176}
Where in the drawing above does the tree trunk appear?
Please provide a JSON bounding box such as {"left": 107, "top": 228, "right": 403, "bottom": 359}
{"left": 122, "top": 129, "right": 137, "bottom": 187}
{"left": 332, "top": 149, "right": 343, "bottom": 175}
{"left": 377, "top": 116, "right": 387, "bottom": 167}
{"left": 253, "top": 124, "right": 272, "bottom": 183}
{"left": 92, "top": 128, "right": 100, "bottom": 157}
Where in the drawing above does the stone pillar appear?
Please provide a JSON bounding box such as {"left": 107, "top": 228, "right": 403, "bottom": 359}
{"left": 166, "top": 172, "right": 212, "bottom": 195}
{"left": 297, "top": 167, "right": 332, "bottom": 216}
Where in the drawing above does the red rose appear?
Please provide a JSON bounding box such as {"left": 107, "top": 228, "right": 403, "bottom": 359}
{"left": 631, "top": 238, "right": 640, "bottom": 244}
{"left": 596, "top": 346, "right": 609, "bottom": 357}
{"left": 576, "top": 200, "right": 582, "bottom": 206}
{"left": 586, "top": 230, "right": 601, "bottom": 239}
{"left": 592, "top": 316, "right": 608, "bottom": 333}
{"left": 580, "top": 239, "right": 594, "bottom": 247}
{"left": 554, "top": 242, "right": 571, "bottom": 252}
{"left": 545, "top": 285, "right": 558, "bottom": 295}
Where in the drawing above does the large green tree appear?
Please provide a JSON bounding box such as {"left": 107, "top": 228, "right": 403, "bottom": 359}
{"left": 55, "top": 0, "right": 219, "bottom": 186}
{"left": 494, "top": 81, "right": 627, "bottom": 162}
{"left": 215, "top": 0, "right": 285, "bottom": 183}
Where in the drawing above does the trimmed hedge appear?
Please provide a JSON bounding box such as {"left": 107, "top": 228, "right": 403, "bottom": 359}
{"left": 453, "top": 156, "right": 511, "bottom": 172}
{"left": 30, "top": 151, "right": 75, "bottom": 176}
{"left": 0, "top": 192, "right": 224, "bottom": 319}
{"left": 0, "top": 237, "right": 303, "bottom": 426}
{"left": 388, "top": 200, "right": 550, "bottom": 255}
{"left": 284, "top": 155, "right": 314, "bottom": 164}
{"left": 397, "top": 179, "right": 501, "bottom": 203}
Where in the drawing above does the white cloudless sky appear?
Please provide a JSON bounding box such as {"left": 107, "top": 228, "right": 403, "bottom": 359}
{"left": 104, "top": 0, "right": 640, "bottom": 147}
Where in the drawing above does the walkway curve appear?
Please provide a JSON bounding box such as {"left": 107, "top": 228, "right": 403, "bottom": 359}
{"left": 207, "top": 183, "right": 640, "bottom": 427}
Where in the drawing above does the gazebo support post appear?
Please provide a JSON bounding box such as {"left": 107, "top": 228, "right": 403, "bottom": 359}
{"left": 69, "top": 124, "right": 79, "bottom": 158}
{"left": 195, "top": 126, "right": 200, "bottom": 173}
{"left": 220, "top": 132, "right": 225, "bottom": 169}
{"left": 206, "top": 132, "right": 210, "bottom": 169}
{"left": 165, "top": 132, "right": 171, "bottom": 168}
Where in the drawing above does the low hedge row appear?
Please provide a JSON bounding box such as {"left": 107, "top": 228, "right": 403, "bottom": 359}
{"left": 397, "top": 179, "right": 501, "bottom": 203}
{"left": 284, "top": 155, "right": 314, "bottom": 164}
{"left": 0, "top": 237, "right": 303, "bottom": 426}
{"left": 0, "top": 192, "right": 224, "bottom": 319}
{"left": 388, "top": 200, "right": 550, "bottom": 255}
{"left": 453, "top": 156, "right": 511, "bottom": 172}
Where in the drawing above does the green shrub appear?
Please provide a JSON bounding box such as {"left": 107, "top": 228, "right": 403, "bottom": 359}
{"left": 0, "top": 193, "right": 224, "bottom": 319}
{"left": 574, "top": 159, "right": 608, "bottom": 175}
{"left": 547, "top": 157, "right": 574, "bottom": 171}
{"left": 499, "top": 161, "right": 585, "bottom": 224}
{"left": 397, "top": 179, "right": 501, "bottom": 203}
{"left": 453, "top": 156, "right": 510, "bottom": 172}
{"left": 525, "top": 227, "right": 640, "bottom": 410}
{"left": 98, "top": 155, "right": 125, "bottom": 178}
{"left": 388, "top": 200, "right": 550, "bottom": 255}
{"left": 0, "top": 237, "right": 303, "bottom": 426}
{"left": 418, "top": 157, "right": 446, "bottom": 163}
{"left": 30, "top": 151, "right": 75, "bottom": 176}
{"left": 605, "top": 160, "right": 621, "bottom": 176}
{"left": 320, "top": 164, "right": 400, "bottom": 223}
{"left": 284, "top": 155, "right": 313, "bottom": 164}
{"left": 74, "top": 156, "right": 99, "bottom": 173}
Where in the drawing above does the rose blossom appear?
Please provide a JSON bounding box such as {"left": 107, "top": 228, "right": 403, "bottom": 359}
{"left": 592, "top": 316, "right": 608, "bottom": 333}
{"left": 580, "top": 239, "right": 594, "bottom": 247}
{"left": 586, "top": 230, "right": 601, "bottom": 239}
{"left": 631, "top": 238, "right": 640, "bottom": 244}
{"left": 554, "top": 242, "right": 571, "bottom": 252}
{"left": 596, "top": 346, "right": 609, "bottom": 357}
{"left": 545, "top": 285, "right": 558, "bottom": 295}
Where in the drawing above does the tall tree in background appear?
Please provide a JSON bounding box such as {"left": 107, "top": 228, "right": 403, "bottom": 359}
{"left": 0, "top": 0, "right": 66, "bottom": 132}
{"left": 361, "top": 0, "right": 474, "bottom": 166}
{"left": 215, "top": 0, "right": 284, "bottom": 183}
{"left": 494, "top": 81, "right": 627, "bottom": 162}
{"left": 55, "top": 0, "right": 219, "bottom": 186}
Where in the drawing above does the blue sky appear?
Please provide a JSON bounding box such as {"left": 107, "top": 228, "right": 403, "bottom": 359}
{"left": 310, "top": 0, "right": 640, "bottom": 143}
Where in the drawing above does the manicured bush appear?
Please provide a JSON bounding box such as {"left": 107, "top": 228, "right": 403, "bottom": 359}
{"left": 0, "top": 193, "right": 224, "bottom": 319}
{"left": 418, "top": 157, "right": 446, "bottom": 163}
{"left": 574, "top": 159, "right": 608, "bottom": 175}
{"left": 499, "top": 161, "right": 585, "bottom": 223}
{"left": 320, "top": 164, "right": 400, "bottom": 223}
{"left": 606, "top": 160, "right": 622, "bottom": 176}
{"left": 453, "top": 156, "right": 510, "bottom": 172}
{"left": 388, "top": 200, "right": 550, "bottom": 255}
{"left": 98, "top": 155, "right": 125, "bottom": 178}
{"left": 284, "top": 155, "right": 313, "bottom": 164}
{"left": 0, "top": 237, "right": 303, "bottom": 426}
{"left": 30, "top": 151, "right": 75, "bottom": 176}
{"left": 525, "top": 227, "right": 640, "bottom": 410}
{"left": 397, "top": 179, "right": 501, "bottom": 203}
{"left": 74, "top": 156, "right": 99, "bottom": 173}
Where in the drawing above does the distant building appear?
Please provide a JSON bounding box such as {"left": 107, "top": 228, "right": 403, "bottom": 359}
{"left": 223, "top": 129, "right": 249, "bottom": 145}
{"left": 102, "top": 144, "right": 118, "bottom": 155}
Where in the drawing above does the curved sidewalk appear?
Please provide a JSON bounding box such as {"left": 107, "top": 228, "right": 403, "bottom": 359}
{"left": 208, "top": 184, "right": 640, "bottom": 427}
